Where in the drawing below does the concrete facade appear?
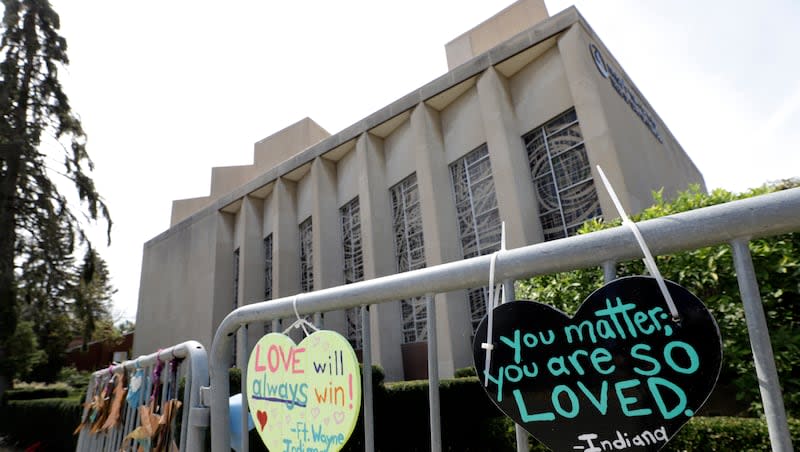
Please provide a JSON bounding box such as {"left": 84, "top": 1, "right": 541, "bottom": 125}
{"left": 135, "top": 3, "right": 705, "bottom": 382}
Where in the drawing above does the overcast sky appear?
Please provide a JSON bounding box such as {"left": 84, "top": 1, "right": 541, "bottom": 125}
{"left": 38, "top": 0, "right": 800, "bottom": 322}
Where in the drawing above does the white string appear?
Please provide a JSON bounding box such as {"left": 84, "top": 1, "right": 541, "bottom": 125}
{"left": 481, "top": 252, "right": 500, "bottom": 386}
{"left": 481, "top": 222, "right": 507, "bottom": 386}
{"left": 595, "top": 166, "right": 681, "bottom": 321}
{"left": 283, "top": 295, "right": 320, "bottom": 336}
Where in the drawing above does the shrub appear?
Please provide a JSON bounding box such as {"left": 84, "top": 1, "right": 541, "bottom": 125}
{"left": 0, "top": 398, "right": 82, "bottom": 452}
{"left": 3, "top": 386, "right": 70, "bottom": 401}
{"left": 57, "top": 366, "right": 92, "bottom": 390}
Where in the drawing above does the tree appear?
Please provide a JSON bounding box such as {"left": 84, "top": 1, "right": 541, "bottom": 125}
{"left": 0, "top": 1, "right": 110, "bottom": 395}
{"left": 517, "top": 180, "right": 800, "bottom": 417}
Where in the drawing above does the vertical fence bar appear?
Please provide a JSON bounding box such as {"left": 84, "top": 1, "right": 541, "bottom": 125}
{"left": 178, "top": 361, "right": 191, "bottom": 452}
{"left": 237, "top": 326, "right": 249, "bottom": 452}
{"left": 504, "top": 277, "right": 529, "bottom": 452}
{"left": 426, "top": 293, "right": 442, "bottom": 452}
{"left": 361, "top": 305, "right": 375, "bottom": 452}
{"left": 730, "top": 239, "right": 793, "bottom": 451}
{"left": 602, "top": 260, "right": 616, "bottom": 283}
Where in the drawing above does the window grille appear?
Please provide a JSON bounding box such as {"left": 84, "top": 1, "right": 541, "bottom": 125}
{"left": 449, "top": 144, "right": 503, "bottom": 331}
{"left": 340, "top": 197, "right": 364, "bottom": 349}
{"left": 263, "top": 234, "right": 273, "bottom": 334}
{"left": 299, "top": 217, "right": 313, "bottom": 293}
{"left": 523, "top": 108, "right": 602, "bottom": 241}
{"left": 390, "top": 174, "right": 427, "bottom": 344}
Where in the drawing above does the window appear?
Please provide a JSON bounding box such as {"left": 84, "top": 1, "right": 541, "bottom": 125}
{"left": 390, "top": 174, "right": 427, "bottom": 344}
{"left": 340, "top": 197, "right": 364, "bottom": 349}
{"left": 264, "top": 234, "right": 273, "bottom": 334}
{"left": 233, "top": 248, "right": 240, "bottom": 364}
{"left": 450, "top": 144, "right": 502, "bottom": 331}
{"left": 299, "top": 217, "right": 313, "bottom": 293}
{"left": 523, "top": 108, "right": 602, "bottom": 241}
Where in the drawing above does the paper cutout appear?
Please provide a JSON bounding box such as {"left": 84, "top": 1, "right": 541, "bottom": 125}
{"left": 246, "top": 330, "right": 362, "bottom": 452}
{"left": 125, "top": 399, "right": 182, "bottom": 451}
{"left": 100, "top": 374, "right": 127, "bottom": 431}
{"left": 473, "top": 276, "right": 722, "bottom": 452}
{"left": 126, "top": 368, "right": 144, "bottom": 407}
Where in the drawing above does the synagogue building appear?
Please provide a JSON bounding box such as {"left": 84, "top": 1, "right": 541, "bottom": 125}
{"left": 134, "top": 0, "right": 705, "bottom": 381}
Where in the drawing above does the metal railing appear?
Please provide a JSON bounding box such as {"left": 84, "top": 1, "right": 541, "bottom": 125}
{"left": 208, "top": 187, "right": 800, "bottom": 452}
{"left": 75, "top": 341, "right": 209, "bottom": 452}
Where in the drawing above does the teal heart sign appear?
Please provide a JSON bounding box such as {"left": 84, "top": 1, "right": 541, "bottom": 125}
{"left": 473, "top": 276, "right": 722, "bottom": 451}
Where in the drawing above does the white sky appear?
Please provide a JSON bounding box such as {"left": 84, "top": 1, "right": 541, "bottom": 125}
{"left": 39, "top": 0, "right": 800, "bottom": 322}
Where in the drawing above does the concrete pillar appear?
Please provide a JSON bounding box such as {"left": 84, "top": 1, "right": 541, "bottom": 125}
{"left": 356, "top": 133, "right": 404, "bottom": 381}
{"left": 410, "top": 103, "right": 473, "bottom": 377}
{"left": 239, "top": 195, "right": 267, "bottom": 350}
{"left": 477, "top": 66, "right": 544, "bottom": 247}
{"left": 212, "top": 212, "right": 236, "bottom": 366}
{"left": 272, "top": 178, "right": 301, "bottom": 338}
{"left": 311, "top": 157, "right": 346, "bottom": 334}
{"left": 556, "top": 25, "right": 628, "bottom": 216}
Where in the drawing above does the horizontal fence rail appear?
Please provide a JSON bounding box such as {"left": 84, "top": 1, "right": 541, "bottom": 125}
{"left": 76, "top": 341, "right": 209, "bottom": 452}
{"left": 209, "top": 187, "right": 800, "bottom": 452}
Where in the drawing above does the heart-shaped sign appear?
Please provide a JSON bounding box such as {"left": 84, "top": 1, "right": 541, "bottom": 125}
{"left": 246, "top": 330, "right": 361, "bottom": 452}
{"left": 473, "top": 276, "right": 721, "bottom": 451}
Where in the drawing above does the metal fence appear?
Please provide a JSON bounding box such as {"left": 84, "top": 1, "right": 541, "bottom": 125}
{"left": 204, "top": 186, "right": 800, "bottom": 452}
{"left": 75, "top": 341, "right": 209, "bottom": 452}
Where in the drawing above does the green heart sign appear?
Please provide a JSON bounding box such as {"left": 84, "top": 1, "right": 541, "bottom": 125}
{"left": 246, "top": 330, "right": 362, "bottom": 451}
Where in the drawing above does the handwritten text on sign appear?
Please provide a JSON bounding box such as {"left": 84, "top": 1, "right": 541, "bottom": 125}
{"left": 247, "top": 331, "right": 361, "bottom": 452}
{"left": 473, "top": 277, "right": 722, "bottom": 452}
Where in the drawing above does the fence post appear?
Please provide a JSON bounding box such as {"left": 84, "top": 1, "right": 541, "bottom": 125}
{"left": 237, "top": 326, "right": 249, "bottom": 452}
{"left": 426, "top": 293, "right": 442, "bottom": 452}
{"left": 361, "top": 305, "right": 375, "bottom": 452}
{"left": 730, "top": 239, "right": 793, "bottom": 451}
{"left": 602, "top": 260, "right": 616, "bottom": 283}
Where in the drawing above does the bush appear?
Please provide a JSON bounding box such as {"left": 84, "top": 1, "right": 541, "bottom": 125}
{"left": 57, "top": 366, "right": 92, "bottom": 390}
{"left": 663, "top": 416, "right": 800, "bottom": 451}
{"left": 454, "top": 366, "right": 477, "bottom": 378}
{"left": 3, "top": 386, "right": 70, "bottom": 401}
{"left": 0, "top": 398, "right": 82, "bottom": 452}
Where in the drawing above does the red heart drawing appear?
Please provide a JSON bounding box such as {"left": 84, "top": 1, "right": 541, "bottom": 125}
{"left": 256, "top": 410, "right": 268, "bottom": 431}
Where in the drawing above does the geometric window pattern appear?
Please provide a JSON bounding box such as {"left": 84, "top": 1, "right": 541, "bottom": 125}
{"left": 340, "top": 197, "right": 364, "bottom": 349}
{"left": 264, "top": 234, "right": 273, "bottom": 301}
{"left": 390, "top": 174, "right": 427, "bottom": 344}
{"left": 449, "top": 144, "right": 502, "bottom": 331}
{"left": 523, "top": 108, "right": 602, "bottom": 241}
{"left": 299, "top": 217, "right": 313, "bottom": 293}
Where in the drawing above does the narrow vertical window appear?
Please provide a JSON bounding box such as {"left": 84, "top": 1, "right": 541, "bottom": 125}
{"left": 450, "top": 144, "right": 502, "bottom": 331}
{"left": 523, "top": 108, "right": 602, "bottom": 241}
{"left": 263, "top": 234, "right": 273, "bottom": 333}
{"left": 390, "top": 174, "right": 427, "bottom": 344}
{"left": 232, "top": 248, "right": 240, "bottom": 364}
{"left": 340, "top": 197, "right": 364, "bottom": 349}
{"left": 299, "top": 217, "right": 313, "bottom": 293}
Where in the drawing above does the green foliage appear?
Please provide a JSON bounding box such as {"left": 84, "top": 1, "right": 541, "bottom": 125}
{"left": 3, "top": 385, "right": 69, "bottom": 401}
{"left": 0, "top": 0, "right": 112, "bottom": 393}
{"left": 517, "top": 181, "right": 800, "bottom": 417}
{"left": 454, "top": 366, "right": 477, "bottom": 378}
{"left": 56, "top": 366, "right": 91, "bottom": 390}
{"left": 0, "top": 397, "right": 82, "bottom": 451}
{"left": 663, "top": 416, "right": 800, "bottom": 451}
{"left": 4, "top": 320, "right": 45, "bottom": 380}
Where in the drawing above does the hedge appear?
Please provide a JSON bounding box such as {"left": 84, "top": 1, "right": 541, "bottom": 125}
{"left": 2, "top": 386, "right": 70, "bottom": 401}
{"left": 3, "top": 371, "right": 799, "bottom": 451}
{"left": 0, "top": 398, "right": 82, "bottom": 452}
